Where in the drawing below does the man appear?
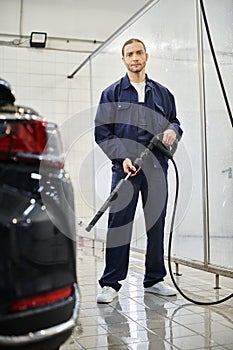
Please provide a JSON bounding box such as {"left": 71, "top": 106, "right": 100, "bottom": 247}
{"left": 95, "top": 38, "right": 183, "bottom": 303}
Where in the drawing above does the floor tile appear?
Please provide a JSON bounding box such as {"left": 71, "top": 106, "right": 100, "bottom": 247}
{"left": 60, "top": 239, "right": 233, "bottom": 350}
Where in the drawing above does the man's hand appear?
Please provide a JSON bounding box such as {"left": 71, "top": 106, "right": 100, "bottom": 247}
{"left": 123, "top": 158, "right": 140, "bottom": 177}
{"left": 162, "top": 129, "right": 177, "bottom": 147}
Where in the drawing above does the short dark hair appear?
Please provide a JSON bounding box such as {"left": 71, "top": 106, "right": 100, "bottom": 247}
{"left": 122, "top": 38, "right": 146, "bottom": 57}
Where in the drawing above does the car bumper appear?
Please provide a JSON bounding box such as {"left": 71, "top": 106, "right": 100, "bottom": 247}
{"left": 0, "top": 283, "right": 80, "bottom": 348}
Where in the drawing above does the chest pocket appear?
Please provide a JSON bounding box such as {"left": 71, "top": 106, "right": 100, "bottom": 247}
{"left": 116, "top": 102, "right": 134, "bottom": 126}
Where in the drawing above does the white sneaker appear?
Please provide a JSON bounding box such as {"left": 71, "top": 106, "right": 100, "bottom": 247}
{"left": 97, "top": 286, "right": 118, "bottom": 303}
{"left": 145, "top": 281, "right": 177, "bottom": 296}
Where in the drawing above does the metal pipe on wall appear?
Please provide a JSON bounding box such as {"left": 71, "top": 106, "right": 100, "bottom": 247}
{"left": 195, "top": 0, "right": 210, "bottom": 267}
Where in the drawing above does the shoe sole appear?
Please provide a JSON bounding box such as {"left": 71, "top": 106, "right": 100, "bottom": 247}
{"left": 96, "top": 294, "right": 118, "bottom": 304}
{"left": 96, "top": 298, "right": 113, "bottom": 304}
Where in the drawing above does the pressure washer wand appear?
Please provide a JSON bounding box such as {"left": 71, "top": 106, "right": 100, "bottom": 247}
{"left": 85, "top": 134, "right": 174, "bottom": 232}
{"left": 85, "top": 172, "right": 131, "bottom": 232}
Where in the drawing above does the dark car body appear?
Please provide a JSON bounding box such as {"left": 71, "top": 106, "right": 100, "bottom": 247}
{"left": 0, "top": 104, "right": 80, "bottom": 350}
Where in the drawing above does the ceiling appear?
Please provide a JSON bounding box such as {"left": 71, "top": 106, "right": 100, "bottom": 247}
{"left": 0, "top": 0, "right": 154, "bottom": 53}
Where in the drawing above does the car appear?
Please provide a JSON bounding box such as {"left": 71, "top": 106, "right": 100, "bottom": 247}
{"left": 0, "top": 79, "right": 80, "bottom": 350}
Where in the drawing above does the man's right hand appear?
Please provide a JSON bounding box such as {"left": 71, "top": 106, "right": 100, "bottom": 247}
{"left": 123, "top": 158, "right": 140, "bottom": 177}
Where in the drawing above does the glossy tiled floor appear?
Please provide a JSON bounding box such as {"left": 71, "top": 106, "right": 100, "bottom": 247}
{"left": 61, "top": 238, "right": 233, "bottom": 350}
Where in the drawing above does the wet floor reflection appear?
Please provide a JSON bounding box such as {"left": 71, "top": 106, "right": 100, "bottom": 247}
{"left": 60, "top": 242, "right": 233, "bottom": 350}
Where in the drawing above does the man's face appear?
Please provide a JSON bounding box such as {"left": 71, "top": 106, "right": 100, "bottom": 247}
{"left": 122, "top": 41, "right": 148, "bottom": 74}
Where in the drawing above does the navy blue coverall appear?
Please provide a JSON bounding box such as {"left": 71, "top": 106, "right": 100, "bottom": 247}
{"left": 95, "top": 73, "right": 183, "bottom": 291}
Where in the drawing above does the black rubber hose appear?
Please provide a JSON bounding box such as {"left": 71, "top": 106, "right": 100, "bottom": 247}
{"left": 168, "top": 157, "right": 233, "bottom": 305}
{"left": 200, "top": 0, "right": 233, "bottom": 127}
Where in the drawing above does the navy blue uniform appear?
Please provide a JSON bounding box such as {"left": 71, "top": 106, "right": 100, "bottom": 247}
{"left": 95, "top": 73, "right": 183, "bottom": 291}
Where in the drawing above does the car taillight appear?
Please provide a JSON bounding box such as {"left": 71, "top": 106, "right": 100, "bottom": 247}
{"left": 0, "top": 120, "right": 64, "bottom": 168}
{"left": 8, "top": 286, "right": 72, "bottom": 312}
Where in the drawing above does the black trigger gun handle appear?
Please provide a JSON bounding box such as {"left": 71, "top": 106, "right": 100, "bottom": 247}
{"left": 152, "top": 135, "right": 174, "bottom": 159}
